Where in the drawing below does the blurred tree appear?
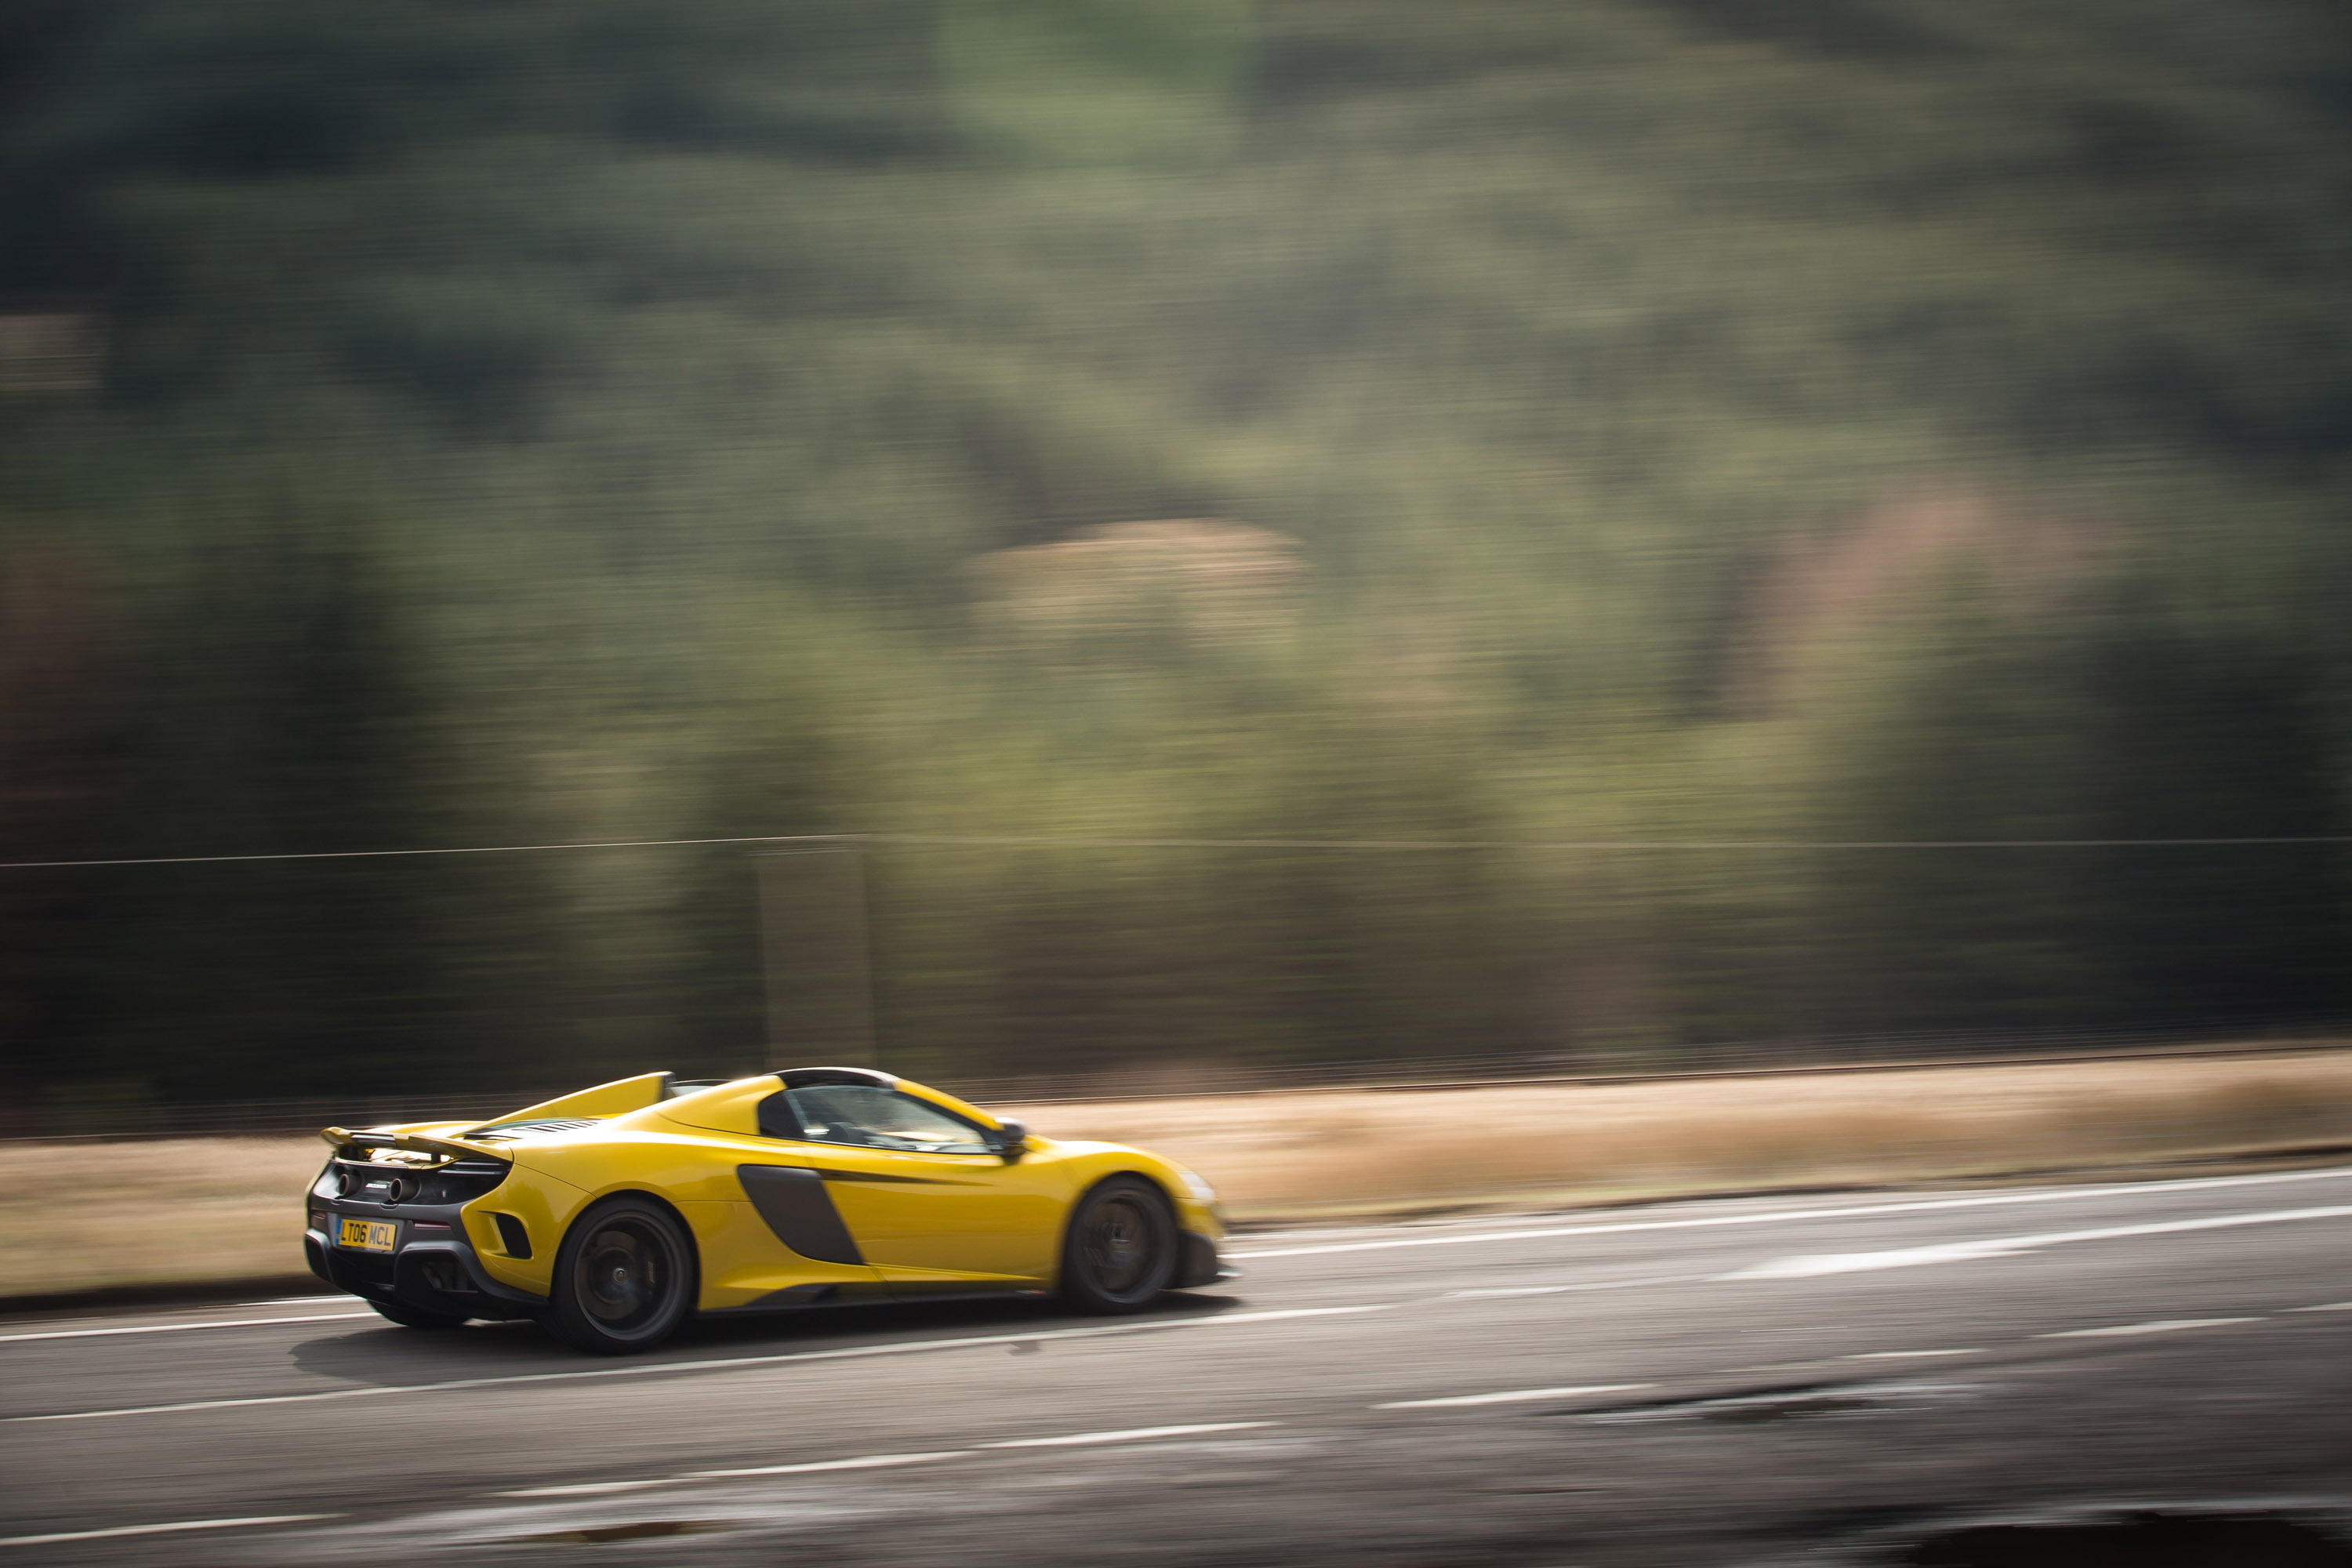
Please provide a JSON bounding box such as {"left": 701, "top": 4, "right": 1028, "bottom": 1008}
{"left": 0, "top": 0, "right": 2347, "bottom": 1099}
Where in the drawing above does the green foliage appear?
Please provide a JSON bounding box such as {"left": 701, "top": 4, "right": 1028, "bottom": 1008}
{"left": 1, "top": 0, "right": 2347, "bottom": 1101}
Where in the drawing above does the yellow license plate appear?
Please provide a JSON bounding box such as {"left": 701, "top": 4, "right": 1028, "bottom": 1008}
{"left": 338, "top": 1218, "right": 397, "bottom": 1253}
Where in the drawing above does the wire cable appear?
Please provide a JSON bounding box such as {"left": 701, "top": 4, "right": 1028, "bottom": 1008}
{"left": 1, "top": 830, "right": 2347, "bottom": 871}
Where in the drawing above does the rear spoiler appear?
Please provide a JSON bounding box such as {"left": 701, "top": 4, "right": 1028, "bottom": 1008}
{"left": 321, "top": 1127, "right": 503, "bottom": 1163}
{"left": 466, "top": 1071, "right": 678, "bottom": 1130}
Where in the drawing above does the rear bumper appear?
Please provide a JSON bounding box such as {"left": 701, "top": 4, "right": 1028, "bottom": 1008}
{"left": 307, "top": 1212, "right": 546, "bottom": 1322}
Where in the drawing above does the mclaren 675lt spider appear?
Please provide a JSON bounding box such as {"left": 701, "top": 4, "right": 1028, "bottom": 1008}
{"left": 306, "top": 1066, "right": 1230, "bottom": 1353}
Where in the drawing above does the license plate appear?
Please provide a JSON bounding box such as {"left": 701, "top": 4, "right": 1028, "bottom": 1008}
{"left": 338, "top": 1218, "right": 397, "bottom": 1253}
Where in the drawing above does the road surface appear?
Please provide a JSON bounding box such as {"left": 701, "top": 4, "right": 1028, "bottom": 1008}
{"left": 5, "top": 1164, "right": 2350, "bottom": 1565}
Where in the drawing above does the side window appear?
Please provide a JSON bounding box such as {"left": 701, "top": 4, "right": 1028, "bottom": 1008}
{"left": 782, "top": 1086, "right": 995, "bottom": 1155}
{"left": 756, "top": 1091, "right": 804, "bottom": 1142}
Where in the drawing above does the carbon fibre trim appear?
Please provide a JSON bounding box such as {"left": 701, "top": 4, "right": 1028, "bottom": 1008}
{"left": 737, "top": 1165, "right": 864, "bottom": 1265}
{"left": 1176, "top": 1230, "right": 1224, "bottom": 1288}
{"left": 746, "top": 1282, "right": 840, "bottom": 1308}
{"left": 779, "top": 1067, "right": 898, "bottom": 1089}
{"left": 797, "top": 1164, "right": 964, "bottom": 1184}
{"left": 490, "top": 1212, "right": 533, "bottom": 1259}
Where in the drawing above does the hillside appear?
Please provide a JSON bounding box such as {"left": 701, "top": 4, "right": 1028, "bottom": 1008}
{"left": 1, "top": 0, "right": 2347, "bottom": 1106}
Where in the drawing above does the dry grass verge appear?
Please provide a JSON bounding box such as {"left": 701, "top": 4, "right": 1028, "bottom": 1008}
{"left": 0, "top": 1136, "right": 331, "bottom": 1300}
{"left": 1023, "top": 1051, "right": 2352, "bottom": 1219}
{"left": 5, "top": 1050, "right": 2350, "bottom": 1302}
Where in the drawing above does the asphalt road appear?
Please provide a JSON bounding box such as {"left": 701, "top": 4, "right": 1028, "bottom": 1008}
{"left": 5, "top": 1165, "right": 2350, "bottom": 1566}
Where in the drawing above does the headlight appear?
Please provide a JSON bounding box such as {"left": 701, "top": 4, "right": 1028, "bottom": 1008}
{"left": 1178, "top": 1169, "right": 1217, "bottom": 1203}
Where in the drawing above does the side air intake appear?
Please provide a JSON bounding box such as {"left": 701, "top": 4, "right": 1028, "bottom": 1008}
{"left": 491, "top": 1213, "right": 533, "bottom": 1259}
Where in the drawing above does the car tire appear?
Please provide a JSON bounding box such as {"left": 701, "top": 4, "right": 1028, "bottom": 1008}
{"left": 545, "top": 1196, "right": 698, "bottom": 1355}
{"left": 368, "top": 1298, "right": 470, "bottom": 1330}
{"left": 1059, "top": 1176, "right": 1178, "bottom": 1314}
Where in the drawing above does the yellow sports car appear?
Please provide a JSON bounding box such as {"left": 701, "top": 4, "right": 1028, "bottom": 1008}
{"left": 305, "top": 1066, "right": 1229, "bottom": 1353}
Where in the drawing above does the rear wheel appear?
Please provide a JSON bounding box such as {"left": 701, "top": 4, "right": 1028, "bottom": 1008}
{"left": 546, "top": 1196, "right": 697, "bottom": 1354}
{"left": 1059, "top": 1176, "right": 1178, "bottom": 1313}
{"left": 368, "top": 1298, "right": 470, "bottom": 1330}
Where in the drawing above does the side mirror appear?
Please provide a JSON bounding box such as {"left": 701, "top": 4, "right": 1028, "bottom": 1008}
{"left": 992, "top": 1120, "right": 1029, "bottom": 1156}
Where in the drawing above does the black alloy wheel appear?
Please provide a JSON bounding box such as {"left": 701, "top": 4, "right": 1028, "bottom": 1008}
{"left": 546, "top": 1196, "right": 697, "bottom": 1354}
{"left": 1060, "top": 1176, "right": 1178, "bottom": 1313}
{"left": 368, "top": 1298, "right": 469, "bottom": 1330}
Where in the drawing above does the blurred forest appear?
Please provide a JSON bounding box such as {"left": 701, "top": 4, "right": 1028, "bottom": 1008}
{"left": 2, "top": 0, "right": 2349, "bottom": 1110}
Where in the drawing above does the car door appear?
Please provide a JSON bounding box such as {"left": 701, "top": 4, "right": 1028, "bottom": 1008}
{"left": 764, "top": 1083, "right": 1071, "bottom": 1288}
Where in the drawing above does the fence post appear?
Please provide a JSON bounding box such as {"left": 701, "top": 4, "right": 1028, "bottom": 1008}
{"left": 752, "top": 841, "right": 879, "bottom": 1071}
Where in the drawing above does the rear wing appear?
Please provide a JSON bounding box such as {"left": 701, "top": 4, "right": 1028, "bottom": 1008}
{"left": 463, "top": 1071, "right": 681, "bottom": 1131}
{"left": 319, "top": 1127, "right": 501, "bottom": 1163}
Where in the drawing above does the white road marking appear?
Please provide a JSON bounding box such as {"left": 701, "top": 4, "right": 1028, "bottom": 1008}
{"left": 1724, "top": 1203, "right": 2352, "bottom": 1279}
{"left": 503, "top": 1451, "right": 980, "bottom": 1495}
{"left": 985, "top": 1422, "right": 1275, "bottom": 1447}
{"left": 1443, "top": 1276, "right": 1711, "bottom": 1303}
{"left": 0, "top": 1514, "right": 338, "bottom": 1548}
{"left": 495, "top": 1479, "right": 693, "bottom": 1498}
{"left": 1235, "top": 1166, "right": 2352, "bottom": 1261}
{"left": 2035, "top": 1317, "right": 2263, "bottom": 1338}
{"left": 695, "top": 1451, "right": 978, "bottom": 1479}
{"left": 1200, "top": 1307, "right": 1388, "bottom": 1326}
{"left": 1375, "top": 1384, "right": 1650, "bottom": 1409}
{"left": 1845, "top": 1348, "right": 1981, "bottom": 1359}
{"left": 2290, "top": 1301, "right": 2352, "bottom": 1312}
{"left": 1733, "top": 1241, "right": 2034, "bottom": 1278}
{"left": 0, "top": 1313, "right": 373, "bottom": 1345}
{"left": 499, "top": 1431, "right": 1273, "bottom": 1500}
{"left": 5, "top": 1305, "right": 1394, "bottom": 1425}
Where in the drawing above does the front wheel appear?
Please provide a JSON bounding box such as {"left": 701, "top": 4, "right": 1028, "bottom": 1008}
{"left": 1059, "top": 1176, "right": 1178, "bottom": 1314}
{"left": 368, "top": 1298, "right": 470, "bottom": 1330}
{"left": 545, "top": 1196, "right": 697, "bottom": 1354}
